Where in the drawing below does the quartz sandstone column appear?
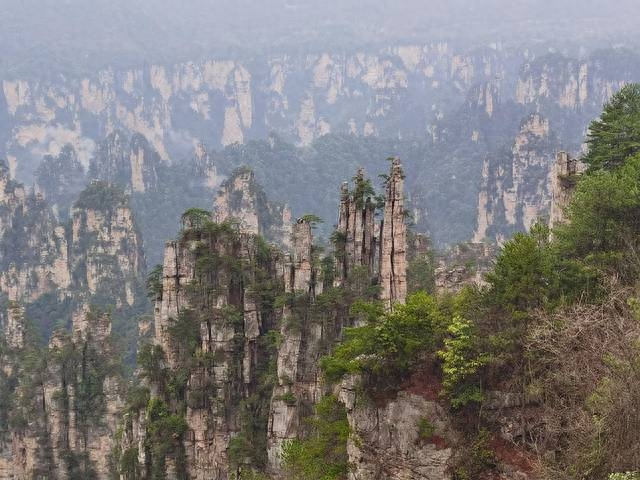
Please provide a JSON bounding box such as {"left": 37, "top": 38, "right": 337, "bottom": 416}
{"left": 380, "top": 158, "right": 407, "bottom": 310}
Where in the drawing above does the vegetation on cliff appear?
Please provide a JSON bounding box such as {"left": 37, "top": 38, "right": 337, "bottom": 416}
{"left": 319, "top": 83, "right": 640, "bottom": 479}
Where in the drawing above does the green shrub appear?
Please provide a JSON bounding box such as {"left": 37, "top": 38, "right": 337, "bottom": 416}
{"left": 583, "top": 83, "right": 640, "bottom": 171}
{"left": 417, "top": 417, "right": 435, "bottom": 440}
{"left": 437, "top": 315, "right": 490, "bottom": 408}
{"left": 321, "top": 292, "right": 445, "bottom": 388}
{"left": 281, "top": 395, "right": 349, "bottom": 480}
{"left": 275, "top": 391, "right": 297, "bottom": 406}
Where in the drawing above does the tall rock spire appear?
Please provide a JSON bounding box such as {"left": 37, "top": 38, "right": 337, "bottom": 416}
{"left": 549, "top": 151, "right": 584, "bottom": 230}
{"left": 380, "top": 158, "right": 407, "bottom": 310}
{"left": 333, "top": 170, "right": 378, "bottom": 286}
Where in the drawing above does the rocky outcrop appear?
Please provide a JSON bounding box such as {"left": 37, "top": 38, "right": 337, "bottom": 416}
{"left": 549, "top": 151, "right": 584, "bottom": 230}
{"left": 380, "top": 158, "right": 407, "bottom": 309}
{"left": 2, "top": 44, "right": 637, "bottom": 254}
{"left": 213, "top": 167, "right": 292, "bottom": 248}
{"left": 340, "top": 379, "right": 458, "bottom": 480}
{"left": 112, "top": 159, "right": 412, "bottom": 479}
{"left": 473, "top": 113, "right": 560, "bottom": 243}
{"left": 267, "top": 218, "right": 319, "bottom": 470}
{"left": 5, "top": 43, "right": 635, "bottom": 182}
{"left": 0, "top": 307, "right": 124, "bottom": 479}
{"left": 0, "top": 160, "right": 71, "bottom": 303}
{"left": 332, "top": 159, "right": 407, "bottom": 308}
{"left": 35, "top": 144, "right": 85, "bottom": 219}
{"left": 435, "top": 242, "right": 495, "bottom": 294}
{"left": 90, "top": 131, "right": 162, "bottom": 193}
{"left": 334, "top": 170, "right": 378, "bottom": 287}
{"left": 194, "top": 142, "right": 221, "bottom": 189}
{"left": 0, "top": 168, "right": 147, "bottom": 365}
{"left": 70, "top": 181, "right": 145, "bottom": 308}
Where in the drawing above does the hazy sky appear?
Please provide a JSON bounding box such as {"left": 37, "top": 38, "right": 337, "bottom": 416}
{"left": 2, "top": 0, "right": 639, "bottom": 77}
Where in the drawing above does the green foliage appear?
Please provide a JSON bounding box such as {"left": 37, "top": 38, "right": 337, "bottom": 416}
{"left": 167, "top": 309, "right": 201, "bottom": 364}
{"left": 407, "top": 255, "right": 436, "bottom": 295}
{"left": 275, "top": 391, "right": 297, "bottom": 406}
{"left": 119, "top": 447, "right": 140, "bottom": 480}
{"left": 137, "top": 344, "right": 167, "bottom": 386}
{"left": 299, "top": 214, "right": 323, "bottom": 228}
{"left": 145, "top": 398, "right": 188, "bottom": 480}
{"left": 351, "top": 173, "right": 376, "bottom": 208}
{"left": 437, "top": 316, "right": 490, "bottom": 408}
{"left": 146, "top": 264, "right": 163, "bottom": 299}
{"left": 35, "top": 144, "right": 85, "bottom": 219}
{"left": 555, "top": 154, "right": 640, "bottom": 281}
{"left": 416, "top": 417, "right": 435, "bottom": 440}
{"left": 74, "top": 181, "right": 128, "bottom": 212}
{"left": 609, "top": 474, "right": 640, "bottom": 480}
{"left": 485, "top": 222, "right": 555, "bottom": 313}
{"left": 281, "top": 395, "right": 349, "bottom": 480}
{"left": 454, "top": 429, "right": 497, "bottom": 479}
{"left": 181, "top": 207, "right": 211, "bottom": 229}
{"left": 584, "top": 83, "right": 640, "bottom": 171}
{"left": 126, "top": 386, "right": 150, "bottom": 412}
{"left": 321, "top": 292, "right": 446, "bottom": 388}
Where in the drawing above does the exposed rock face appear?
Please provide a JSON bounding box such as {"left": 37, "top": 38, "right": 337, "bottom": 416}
{"left": 0, "top": 169, "right": 147, "bottom": 388}
{"left": 90, "top": 131, "right": 162, "bottom": 193}
{"left": 380, "top": 158, "right": 407, "bottom": 309}
{"left": 339, "top": 378, "right": 457, "bottom": 480}
{"left": 213, "top": 167, "right": 293, "bottom": 248}
{"left": 35, "top": 144, "right": 86, "bottom": 219}
{"left": 435, "top": 242, "right": 496, "bottom": 294}
{"left": 113, "top": 161, "right": 412, "bottom": 479}
{"left": 6, "top": 43, "right": 635, "bottom": 171}
{"left": 0, "top": 160, "right": 71, "bottom": 303}
{"left": 549, "top": 151, "right": 584, "bottom": 230}
{"left": 473, "top": 113, "right": 559, "bottom": 243}
{"left": 332, "top": 159, "right": 408, "bottom": 309}
{"left": 267, "top": 220, "right": 331, "bottom": 468}
{"left": 194, "top": 142, "right": 221, "bottom": 189}
{"left": 70, "top": 181, "right": 145, "bottom": 307}
{"left": 334, "top": 170, "right": 378, "bottom": 286}
{"left": 2, "top": 45, "right": 637, "bottom": 253}
{"left": 122, "top": 209, "right": 287, "bottom": 480}
{"left": 0, "top": 307, "right": 124, "bottom": 479}
{"left": 0, "top": 301, "right": 25, "bottom": 350}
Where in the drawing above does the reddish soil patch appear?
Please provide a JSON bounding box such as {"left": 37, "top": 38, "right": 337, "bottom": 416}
{"left": 425, "top": 434, "right": 448, "bottom": 450}
{"left": 400, "top": 362, "right": 443, "bottom": 401}
{"left": 490, "top": 435, "right": 535, "bottom": 474}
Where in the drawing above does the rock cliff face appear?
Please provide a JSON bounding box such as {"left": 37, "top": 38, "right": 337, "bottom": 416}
{"left": 70, "top": 181, "right": 145, "bottom": 308}
{"left": 90, "top": 131, "right": 162, "bottom": 193}
{"left": 548, "top": 151, "right": 584, "bottom": 230}
{"left": 4, "top": 44, "right": 637, "bottom": 184}
{"left": 434, "top": 242, "right": 495, "bottom": 294}
{"left": 2, "top": 44, "right": 637, "bottom": 253}
{"left": 380, "top": 158, "right": 407, "bottom": 309}
{"left": 125, "top": 208, "right": 285, "bottom": 480}
{"left": 339, "top": 382, "right": 458, "bottom": 480}
{"left": 267, "top": 218, "right": 321, "bottom": 471}
{"left": 0, "top": 167, "right": 147, "bottom": 356}
{"left": 0, "top": 306, "right": 124, "bottom": 479}
{"left": 472, "top": 113, "right": 560, "bottom": 244}
{"left": 0, "top": 160, "right": 70, "bottom": 303}
{"left": 213, "top": 167, "right": 292, "bottom": 248}
{"left": 35, "top": 144, "right": 85, "bottom": 219}
{"left": 332, "top": 160, "right": 407, "bottom": 309}
{"left": 333, "top": 169, "right": 378, "bottom": 286}
{"left": 0, "top": 172, "right": 146, "bottom": 478}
